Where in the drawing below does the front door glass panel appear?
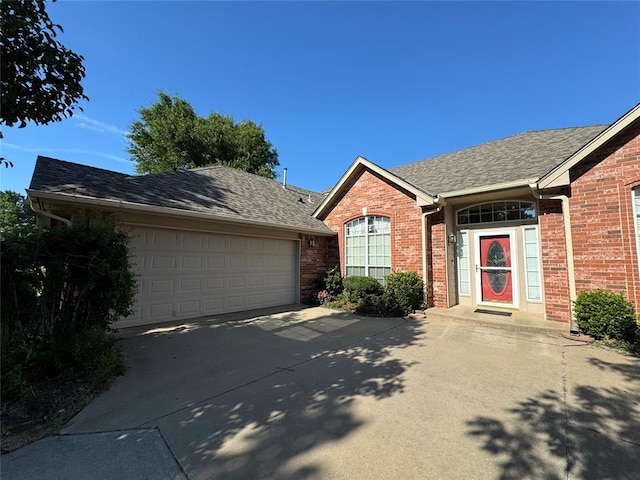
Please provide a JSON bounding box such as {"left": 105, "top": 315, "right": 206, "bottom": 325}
{"left": 479, "top": 234, "right": 512, "bottom": 303}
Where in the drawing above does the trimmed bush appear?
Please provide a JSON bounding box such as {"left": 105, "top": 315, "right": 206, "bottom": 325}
{"left": 343, "top": 276, "right": 383, "bottom": 302}
{"left": 384, "top": 271, "right": 424, "bottom": 315}
{"left": 356, "top": 291, "right": 403, "bottom": 317}
{"left": 573, "top": 290, "right": 639, "bottom": 342}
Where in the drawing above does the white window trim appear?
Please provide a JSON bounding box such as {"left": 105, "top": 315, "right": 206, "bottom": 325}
{"left": 457, "top": 230, "right": 471, "bottom": 297}
{"left": 523, "top": 226, "right": 543, "bottom": 303}
{"left": 344, "top": 216, "right": 391, "bottom": 282}
{"left": 633, "top": 187, "right": 640, "bottom": 278}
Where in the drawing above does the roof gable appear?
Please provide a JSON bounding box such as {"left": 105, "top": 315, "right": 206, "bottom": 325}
{"left": 537, "top": 103, "right": 640, "bottom": 188}
{"left": 313, "top": 156, "right": 435, "bottom": 219}
{"left": 28, "top": 156, "right": 334, "bottom": 235}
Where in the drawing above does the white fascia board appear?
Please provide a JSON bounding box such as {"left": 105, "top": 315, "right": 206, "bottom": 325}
{"left": 312, "top": 155, "right": 434, "bottom": 218}
{"left": 27, "top": 189, "right": 336, "bottom": 237}
{"left": 439, "top": 178, "right": 539, "bottom": 199}
{"left": 538, "top": 103, "right": 640, "bottom": 189}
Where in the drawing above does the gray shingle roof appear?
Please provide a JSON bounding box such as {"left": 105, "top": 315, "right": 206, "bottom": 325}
{"left": 390, "top": 125, "right": 608, "bottom": 195}
{"left": 29, "top": 156, "right": 334, "bottom": 234}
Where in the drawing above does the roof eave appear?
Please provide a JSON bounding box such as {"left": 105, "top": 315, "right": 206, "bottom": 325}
{"left": 438, "top": 178, "right": 540, "bottom": 199}
{"left": 312, "top": 156, "right": 434, "bottom": 218}
{"left": 538, "top": 103, "right": 640, "bottom": 189}
{"left": 27, "top": 189, "right": 336, "bottom": 237}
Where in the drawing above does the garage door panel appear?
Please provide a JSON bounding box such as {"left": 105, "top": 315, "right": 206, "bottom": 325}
{"left": 204, "top": 298, "right": 224, "bottom": 312}
{"left": 227, "top": 295, "right": 246, "bottom": 309}
{"left": 228, "top": 276, "right": 245, "bottom": 289}
{"left": 180, "top": 278, "right": 202, "bottom": 292}
{"left": 152, "top": 256, "right": 175, "bottom": 269}
{"left": 207, "top": 255, "right": 225, "bottom": 269}
{"left": 206, "top": 277, "right": 224, "bottom": 290}
{"left": 150, "top": 279, "right": 175, "bottom": 294}
{"left": 179, "top": 300, "right": 200, "bottom": 315}
{"left": 181, "top": 232, "right": 205, "bottom": 250}
{"left": 118, "top": 227, "right": 298, "bottom": 327}
{"left": 149, "top": 303, "right": 173, "bottom": 319}
{"left": 247, "top": 275, "right": 264, "bottom": 288}
{"left": 181, "top": 256, "right": 202, "bottom": 269}
{"left": 152, "top": 231, "right": 179, "bottom": 249}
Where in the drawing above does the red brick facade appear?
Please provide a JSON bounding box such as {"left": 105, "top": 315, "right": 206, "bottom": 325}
{"left": 319, "top": 169, "right": 426, "bottom": 286}
{"left": 568, "top": 124, "right": 640, "bottom": 313}
{"left": 299, "top": 233, "right": 339, "bottom": 304}
{"left": 427, "top": 211, "right": 447, "bottom": 308}
{"left": 315, "top": 119, "right": 640, "bottom": 322}
{"left": 538, "top": 198, "right": 572, "bottom": 322}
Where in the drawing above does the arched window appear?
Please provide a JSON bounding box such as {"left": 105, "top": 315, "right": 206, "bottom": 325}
{"left": 457, "top": 201, "right": 536, "bottom": 225}
{"left": 345, "top": 216, "right": 391, "bottom": 282}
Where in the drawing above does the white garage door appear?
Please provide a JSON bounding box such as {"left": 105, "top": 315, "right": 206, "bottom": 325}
{"left": 118, "top": 227, "right": 298, "bottom": 328}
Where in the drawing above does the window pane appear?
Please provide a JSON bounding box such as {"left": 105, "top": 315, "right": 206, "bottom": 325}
{"left": 524, "top": 227, "right": 541, "bottom": 301}
{"left": 458, "top": 201, "right": 537, "bottom": 225}
{"left": 457, "top": 231, "right": 470, "bottom": 295}
{"left": 345, "top": 216, "right": 390, "bottom": 280}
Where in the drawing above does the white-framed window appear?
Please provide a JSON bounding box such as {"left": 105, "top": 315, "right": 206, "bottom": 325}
{"left": 457, "top": 201, "right": 536, "bottom": 226}
{"left": 344, "top": 216, "right": 391, "bottom": 283}
{"left": 523, "top": 226, "right": 542, "bottom": 302}
{"left": 457, "top": 230, "right": 470, "bottom": 296}
{"left": 633, "top": 187, "right": 640, "bottom": 277}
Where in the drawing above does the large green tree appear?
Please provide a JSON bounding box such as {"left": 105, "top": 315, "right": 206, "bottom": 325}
{"left": 0, "top": 0, "right": 88, "bottom": 130}
{"left": 127, "top": 91, "right": 279, "bottom": 178}
{"left": 0, "top": 191, "right": 36, "bottom": 239}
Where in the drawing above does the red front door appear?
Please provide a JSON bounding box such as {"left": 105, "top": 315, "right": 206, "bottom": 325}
{"left": 479, "top": 234, "right": 512, "bottom": 303}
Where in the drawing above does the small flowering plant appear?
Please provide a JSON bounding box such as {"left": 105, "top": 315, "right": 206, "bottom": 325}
{"left": 316, "top": 289, "right": 333, "bottom": 305}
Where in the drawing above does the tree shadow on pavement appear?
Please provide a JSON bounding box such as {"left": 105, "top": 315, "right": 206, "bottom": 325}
{"left": 466, "top": 355, "right": 640, "bottom": 480}
{"left": 132, "top": 310, "right": 426, "bottom": 479}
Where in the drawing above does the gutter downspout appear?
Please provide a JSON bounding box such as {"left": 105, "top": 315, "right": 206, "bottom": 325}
{"left": 29, "top": 197, "right": 72, "bottom": 226}
{"left": 529, "top": 184, "right": 579, "bottom": 335}
{"left": 422, "top": 195, "right": 446, "bottom": 311}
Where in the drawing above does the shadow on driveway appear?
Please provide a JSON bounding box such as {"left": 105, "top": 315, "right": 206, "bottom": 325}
{"left": 466, "top": 354, "right": 640, "bottom": 480}
{"left": 65, "top": 307, "right": 426, "bottom": 479}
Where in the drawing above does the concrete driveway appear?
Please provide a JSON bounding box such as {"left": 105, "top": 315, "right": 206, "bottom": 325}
{"left": 3, "top": 306, "right": 639, "bottom": 479}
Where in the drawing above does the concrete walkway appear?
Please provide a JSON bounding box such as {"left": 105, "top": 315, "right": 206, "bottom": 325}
{"left": 2, "top": 306, "right": 639, "bottom": 479}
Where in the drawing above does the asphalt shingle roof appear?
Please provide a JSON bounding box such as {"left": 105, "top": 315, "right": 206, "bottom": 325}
{"left": 29, "top": 156, "right": 334, "bottom": 234}
{"left": 390, "top": 125, "right": 608, "bottom": 195}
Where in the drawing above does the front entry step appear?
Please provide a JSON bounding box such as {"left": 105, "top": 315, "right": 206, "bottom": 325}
{"left": 425, "top": 306, "right": 567, "bottom": 335}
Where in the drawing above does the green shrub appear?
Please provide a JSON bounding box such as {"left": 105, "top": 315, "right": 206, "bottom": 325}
{"left": 356, "top": 291, "right": 403, "bottom": 317}
{"left": 323, "top": 266, "right": 343, "bottom": 296}
{"left": 384, "top": 271, "right": 424, "bottom": 315}
{"left": 1, "top": 213, "right": 136, "bottom": 402}
{"left": 343, "top": 276, "right": 383, "bottom": 302}
{"left": 573, "top": 290, "right": 639, "bottom": 342}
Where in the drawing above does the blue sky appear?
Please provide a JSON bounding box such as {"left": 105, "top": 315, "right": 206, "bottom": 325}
{"left": 2, "top": 1, "right": 639, "bottom": 194}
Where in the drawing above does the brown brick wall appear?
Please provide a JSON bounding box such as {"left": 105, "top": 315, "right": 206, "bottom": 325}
{"left": 320, "top": 169, "right": 425, "bottom": 282}
{"left": 300, "top": 233, "right": 339, "bottom": 304}
{"left": 539, "top": 199, "right": 572, "bottom": 322}
{"left": 428, "top": 210, "right": 447, "bottom": 308}
{"left": 540, "top": 123, "right": 640, "bottom": 322}
{"left": 569, "top": 124, "right": 640, "bottom": 312}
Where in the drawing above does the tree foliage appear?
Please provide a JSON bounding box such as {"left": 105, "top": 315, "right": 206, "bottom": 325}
{"left": 0, "top": 0, "right": 88, "bottom": 129}
{"left": 0, "top": 190, "right": 36, "bottom": 238}
{"left": 127, "top": 91, "right": 279, "bottom": 178}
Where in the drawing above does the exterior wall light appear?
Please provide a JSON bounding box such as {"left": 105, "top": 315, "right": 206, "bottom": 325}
{"left": 309, "top": 237, "right": 315, "bottom": 247}
{"left": 448, "top": 233, "right": 457, "bottom": 245}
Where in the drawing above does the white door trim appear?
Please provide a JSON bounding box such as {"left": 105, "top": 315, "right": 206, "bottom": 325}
{"left": 474, "top": 228, "right": 519, "bottom": 309}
